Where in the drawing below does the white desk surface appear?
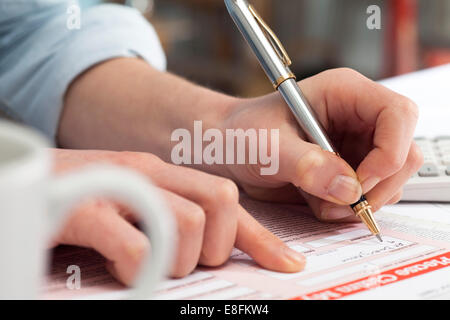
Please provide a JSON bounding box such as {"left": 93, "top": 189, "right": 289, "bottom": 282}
{"left": 379, "top": 64, "right": 450, "bottom": 138}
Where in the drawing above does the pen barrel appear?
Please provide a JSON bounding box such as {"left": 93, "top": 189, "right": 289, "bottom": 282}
{"left": 278, "top": 79, "right": 336, "bottom": 153}
{"left": 225, "top": 0, "right": 292, "bottom": 85}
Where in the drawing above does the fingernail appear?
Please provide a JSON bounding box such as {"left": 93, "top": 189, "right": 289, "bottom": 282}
{"left": 361, "top": 176, "right": 380, "bottom": 193}
{"left": 328, "top": 175, "right": 362, "bottom": 204}
{"left": 283, "top": 247, "right": 306, "bottom": 268}
{"left": 322, "top": 206, "right": 354, "bottom": 220}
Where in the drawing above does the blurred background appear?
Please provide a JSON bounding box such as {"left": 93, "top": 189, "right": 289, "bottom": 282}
{"left": 81, "top": 0, "right": 450, "bottom": 97}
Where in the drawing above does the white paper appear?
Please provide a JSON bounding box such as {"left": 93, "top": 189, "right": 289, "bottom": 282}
{"left": 379, "top": 64, "right": 450, "bottom": 138}
{"left": 42, "top": 194, "right": 450, "bottom": 300}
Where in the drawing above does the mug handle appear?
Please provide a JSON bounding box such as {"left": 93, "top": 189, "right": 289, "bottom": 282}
{"left": 47, "top": 165, "right": 175, "bottom": 299}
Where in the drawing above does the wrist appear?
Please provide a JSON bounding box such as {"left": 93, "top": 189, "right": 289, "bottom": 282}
{"left": 186, "top": 93, "right": 244, "bottom": 180}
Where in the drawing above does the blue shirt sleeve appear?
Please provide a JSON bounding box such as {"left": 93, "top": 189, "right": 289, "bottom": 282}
{"left": 0, "top": 1, "right": 166, "bottom": 141}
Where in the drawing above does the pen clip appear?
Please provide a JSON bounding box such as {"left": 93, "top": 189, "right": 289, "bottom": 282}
{"left": 248, "top": 4, "right": 292, "bottom": 67}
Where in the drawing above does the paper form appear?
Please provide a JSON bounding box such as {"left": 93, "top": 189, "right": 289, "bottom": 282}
{"left": 379, "top": 64, "right": 450, "bottom": 138}
{"left": 384, "top": 203, "right": 450, "bottom": 228}
{"left": 42, "top": 194, "right": 450, "bottom": 300}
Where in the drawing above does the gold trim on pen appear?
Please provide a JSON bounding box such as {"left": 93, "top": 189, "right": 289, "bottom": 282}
{"left": 352, "top": 200, "right": 381, "bottom": 237}
{"left": 273, "top": 72, "right": 296, "bottom": 89}
{"left": 248, "top": 5, "right": 292, "bottom": 67}
{"left": 352, "top": 200, "right": 372, "bottom": 217}
{"left": 229, "top": 1, "right": 383, "bottom": 242}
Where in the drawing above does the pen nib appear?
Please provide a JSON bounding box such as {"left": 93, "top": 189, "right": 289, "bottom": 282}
{"left": 376, "top": 234, "right": 383, "bottom": 242}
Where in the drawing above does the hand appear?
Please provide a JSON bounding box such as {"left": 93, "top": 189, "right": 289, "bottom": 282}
{"left": 59, "top": 61, "right": 422, "bottom": 236}
{"left": 222, "top": 68, "right": 423, "bottom": 221}
{"left": 50, "top": 149, "right": 305, "bottom": 285}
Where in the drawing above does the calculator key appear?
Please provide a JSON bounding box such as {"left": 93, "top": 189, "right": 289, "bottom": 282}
{"left": 420, "top": 146, "right": 435, "bottom": 153}
{"left": 439, "top": 146, "right": 450, "bottom": 154}
{"left": 437, "top": 140, "right": 450, "bottom": 147}
{"left": 419, "top": 148, "right": 435, "bottom": 156}
{"left": 416, "top": 139, "right": 431, "bottom": 145}
{"left": 447, "top": 166, "right": 450, "bottom": 176}
{"left": 418, "top": 164, "right": 440, "bottom": 177}
{"left": 423, "top": 159, "right": 438, "bottom": 166}
{"left": 416, "top": 139, "right": 432, "bottom": 144}
{"left": 435, "top": 136, "right": 450, "bottom": 141}
{"left": 423, "top": 155, "right": 437, "bottom": 161}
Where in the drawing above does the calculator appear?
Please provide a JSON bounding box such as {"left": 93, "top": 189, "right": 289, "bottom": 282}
{"left": 401, "top": 136, "right": 450, "bottom": 202}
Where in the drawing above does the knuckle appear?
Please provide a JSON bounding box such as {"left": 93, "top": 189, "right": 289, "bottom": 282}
{"left": 116, "top": 151, "right": 164, "bottom": 169}
{"left": 78, "top": 199, "right": 108, "bottom": 217}
{"left": 409, "top": 142, "right": 424, "bottom": 170}
{"left": 73, "top": 200, "right": 115, "bottom": 245}
{"left": 213, "top": 178, "right": 239, "bottom": 205}
{"left": 170, "top": 261, "right": 196, "bottom": 279}
{"left": 171, "top": 268, "right": 193, "bottom": 279}
{"left": 201, "top": 252, "right": 230, "bottom": 267}
{"left": 398, "top": 98, "right": 419, "bottom": 120}
{"left": 320, "top": 68, "right": 359, "bottom": 82}
{"left": 385, "top": 153, "right": 405, "bottom": 172}
{"left": 122, "top": 236, "right": 151, "bottom": 265}
{"left": 255, "top": 228, "right": 276, "bottom": 246}
{"left": 334, "top": 67, "right": 362, "bottom": 79}
{"left": 201, "top": 241, "right": 232, "bottom": 267}
{"left": 390, "top": 191, "right": 403, "bottom": 205}
{"left": 295, "top": 147, "right": 326, "bottom": 188}
{"left": 179, "top": 203, "right": 206, "bottom": 235}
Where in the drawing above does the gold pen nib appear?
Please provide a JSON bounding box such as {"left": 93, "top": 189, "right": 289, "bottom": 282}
{"left": 352, "top": 196, "right": 382, "bottom": 240}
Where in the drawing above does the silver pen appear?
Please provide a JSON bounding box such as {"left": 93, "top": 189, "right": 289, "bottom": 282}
{"left": 225, "top": 0, "right": 382, "bottom": 241}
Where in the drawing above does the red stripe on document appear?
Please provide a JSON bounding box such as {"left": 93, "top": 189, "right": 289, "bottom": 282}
{"left": 292, "top": 252, "right": 450, "bottom": 300}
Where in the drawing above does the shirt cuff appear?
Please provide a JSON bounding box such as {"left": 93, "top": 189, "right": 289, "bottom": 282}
{"left": 5, "top": 3, "right": 166, "bottom": 141}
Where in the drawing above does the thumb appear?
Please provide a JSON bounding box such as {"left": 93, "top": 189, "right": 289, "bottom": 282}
{"left": 278, "top": 135, "right": 362, "bottom": 205}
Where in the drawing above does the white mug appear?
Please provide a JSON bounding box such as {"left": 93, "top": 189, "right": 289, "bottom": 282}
{"left": 0, "top": 120, "right": 175, "bottom": 299}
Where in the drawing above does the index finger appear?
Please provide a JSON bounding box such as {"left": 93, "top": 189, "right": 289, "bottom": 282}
{"left": 346, "top": 78, "right": 419, "bottom": 189}
{"left": 301, "top": 68, "right": 419, "bottom": 191}
{"left": 235, "top": 205, "right": 306, "bottom": 273}
{"left": 356, "top": 95, "right": 418, "bottom": 190}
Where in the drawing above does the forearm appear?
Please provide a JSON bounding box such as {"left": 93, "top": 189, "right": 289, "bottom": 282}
{"left": 58, "top": 57, "right": 237, "bottom": 177}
